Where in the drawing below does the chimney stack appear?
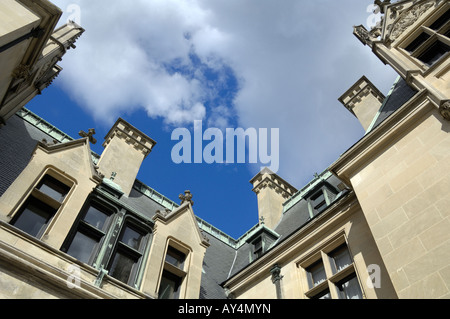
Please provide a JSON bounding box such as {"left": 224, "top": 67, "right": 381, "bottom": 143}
{"left": 338, "top": 76, "right": 385, "bottom": 132}
{"left": 250, "top": 168, "right": 297, "bottom": 229}
{"left": 97, "top": 118, "right": 156, "bottom": 196}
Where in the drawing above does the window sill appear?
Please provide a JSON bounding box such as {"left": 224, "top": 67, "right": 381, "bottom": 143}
{"left": 164, "top": 261, "right": 187, "bottom": 278}
{"left": 304, "top": 279, "right": 328, "bottom": 299}
{"left": 328, "top": 263, "right": 356, "bottom": 284}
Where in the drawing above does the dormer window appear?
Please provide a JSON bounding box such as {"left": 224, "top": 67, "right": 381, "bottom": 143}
{"left": 247, "top": 227, "right": 280, "bottom": 262}
{"left": 36, "top": 175, "right": 71, "bottom": 203}
{"left": 165, "top": 246, "right": 186, "bottom": 269}
{"left": 10, "top": 173, "right": 72, "bottom": 238}
{"left": 310, "top": 191, "right": 326, "bottom": 213}
{"left": 306, "top": 183, "right": 338, "bottom": 217}
{"left": 158, "top": 244, "right": 188, "bottom": 299}
{"left": 252, "top": 237, "right": 263, "bottom": 259}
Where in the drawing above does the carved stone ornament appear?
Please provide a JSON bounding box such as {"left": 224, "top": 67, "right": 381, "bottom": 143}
{"left": 354, "top": 25, "right": 375, "bottom": 47}
{"left": 386, "top": 1, "right": 435, "bottom": 42}
{"left": 79, "top": 128, "right": 97, "bottom": 144}
{"left": 179, "top": 190, "right": 194, "bottom": 206}
{"left": 12, "top": 64, "right": 32, "bottom": 81}
{"left": 439, "top": 100, "right": 450, "bottom": 121}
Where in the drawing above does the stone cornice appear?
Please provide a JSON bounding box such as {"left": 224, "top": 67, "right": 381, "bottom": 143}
{"left": 252, "top": 176, "right": 295, "bottom": 199}
{"left": 102, "top": 118, "right": 157, "bottom": 158}
{"left": 250, "top": 168, "right": 297, "bottom": 199}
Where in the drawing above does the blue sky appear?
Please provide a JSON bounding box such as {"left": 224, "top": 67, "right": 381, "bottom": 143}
{"left": 27, "top": 0, "right": 397, "bottom": 239}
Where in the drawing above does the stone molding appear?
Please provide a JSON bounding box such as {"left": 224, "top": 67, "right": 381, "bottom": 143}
{"left": 384, "top": 0, "right": 436, "bottom": 43}
{"left": 252, "top": 176, "right": 296, "bottom": 199}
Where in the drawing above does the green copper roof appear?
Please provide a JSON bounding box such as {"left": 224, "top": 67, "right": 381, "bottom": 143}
{"left": 17, "top": 108, "right": 74, "bottom": 143}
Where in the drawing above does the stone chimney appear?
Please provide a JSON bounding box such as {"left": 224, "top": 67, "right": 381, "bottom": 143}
{"left": 97, "top": 118, "right": 156, "bottom": 196}
{"left": 338, "top": 76, "right": 385, "bottom": 132}
{"left": 250, "top": 168, "right": 298, "bottom": 229}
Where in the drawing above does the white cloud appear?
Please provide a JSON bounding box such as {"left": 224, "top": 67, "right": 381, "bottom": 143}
{"left": 53, "top": 0, "right": 398, "bottom": 186}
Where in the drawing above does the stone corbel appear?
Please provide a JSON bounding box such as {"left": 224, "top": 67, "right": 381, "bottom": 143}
{"left": 12, "top": 64, "right": 32, "bottom": 81}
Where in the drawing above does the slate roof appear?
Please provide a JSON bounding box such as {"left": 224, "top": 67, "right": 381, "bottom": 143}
{"left": 367, "top": 76, "right": 418, "bottom": 132}
{"left": 0, "top": 112, "right": 60, "bottom": 197}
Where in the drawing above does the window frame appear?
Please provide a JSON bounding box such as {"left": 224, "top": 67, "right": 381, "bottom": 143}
{"left": 61, "top": 196, "right": 153, "bottom": 290}
{"left": 252, "top": 237, "right": 264, "bottom": 259}
{"left": 158, "top": 241, "right": 190, "bottom": 299}
{"left": 106, "top": 220, "right": 151, "bottom": 287}
{"left": 61, "top": 200, "right": 114, "bottom": 266}
{"left": 9, "top": 171, "right": 73, "bottom": 239}
{"left": 398, "top": 4, "right": 450, "bottom": 72}
{"left": 298, "top": 237, "right": 364, "bottom": 299}
{"left": 306, "top": 183, "right": 338, "bottom": 218}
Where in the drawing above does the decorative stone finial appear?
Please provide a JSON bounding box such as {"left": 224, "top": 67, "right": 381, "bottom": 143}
{"left": 259, "top": 216, "right": 265, "bottom": 225}
{"left": 79, "top": 128, "right": 97, "bottom": 144}
{"left": 179, "top": 190, "right": 194, "bottom": 206}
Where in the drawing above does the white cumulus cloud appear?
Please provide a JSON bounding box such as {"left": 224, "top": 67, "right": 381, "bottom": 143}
{"left": 53, "top": 0, "right": 397, "bottom": 186}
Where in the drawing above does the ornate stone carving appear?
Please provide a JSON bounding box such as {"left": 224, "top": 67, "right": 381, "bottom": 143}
{"left": 179, "top": 190, "right": 194, "bottom": 206}
{"left": 439, "top": 100, "right": 450, "bottom": 121}
{"left": 12, "top": 64, "right": 32, "bottom": 81}
{"left": 79, "top": 128, "right": 97, "bottom": 144}
{"left": 353, "top": 25, "right": 382, "bottom": 48}
{"left": 386, "top": 1, "right": 435, "bottom": 42}
{"left": 252, "top": 176, "right": 294, "bottom": 199}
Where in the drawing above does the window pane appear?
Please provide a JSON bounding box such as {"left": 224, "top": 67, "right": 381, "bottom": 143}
{"left": 66, "top": 231, "right": 100, "bottom": 264}
{"left": 429, "top": 8, "right": 450, "bottom": 31}
{"left": 37, "top": 175, "right": 70, "bottom": 202}
{"left": 12, "top": 198, "right": 54, "bottom": 237}
{"left": 158, "top": 271, "right": 181, "bottom": 299}
{"left": 109, "top": 251, "right": 137, "bottom": 284}
{"left": 331, "top": 245, "right": 352, "bottom": 273}
{"left": 165, "top": 247, "right": 186, "bottom": 269}
{"left": 418, "top": 40, "right": 450, "bottom": 66}
{"left": 405, "top": 32, "right": 430, "bottom": 52}
{"left": 311, "top": 191, "right": 327, "bottom": 212}
{"left": 307, "top": 261, "right": 326, "bottom": 287}
{"left": 445, "top": 28, "right": 450, "bottom": 39}
{"left": 83, "top": 205, "right": 109, "bottom": 230}
{"left": 337, "top": 274, "right": 363, "bottom": 299}
{"left": 121, "top": 226, "right": 143, "bottom": 251}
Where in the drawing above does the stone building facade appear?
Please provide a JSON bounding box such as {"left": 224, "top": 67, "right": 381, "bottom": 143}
{"left": 0, "top": 0, "right": 449, "bottom": 299}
